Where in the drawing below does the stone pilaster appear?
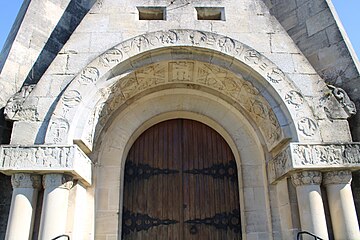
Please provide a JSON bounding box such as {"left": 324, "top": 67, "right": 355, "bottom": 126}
{"left": 323, "top": 171, "right": 360, "bottom": 240}
{"left": 291, "top": 171, "right": 329, "bottom": 240}
{"left": 6, "top": 173, "right": 41, "bottom": 240}
{"left": 39, "top": 174, "right": 73, "bottom": 240}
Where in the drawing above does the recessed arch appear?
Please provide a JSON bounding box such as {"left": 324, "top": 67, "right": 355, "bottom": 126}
{"left": 42, "top": 29, "right": 321, "bottom": 152}
{"left": 94, "top": 89, "right": 272, "bottom": 238}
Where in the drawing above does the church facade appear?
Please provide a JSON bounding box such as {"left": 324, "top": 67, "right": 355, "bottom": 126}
{"left": 0, "top": 0, "right": 360, "bottom": 239}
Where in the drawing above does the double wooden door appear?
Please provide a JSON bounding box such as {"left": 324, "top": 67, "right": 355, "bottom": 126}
{"left": 122, "top": 119, "right": 241, "bottom": 239}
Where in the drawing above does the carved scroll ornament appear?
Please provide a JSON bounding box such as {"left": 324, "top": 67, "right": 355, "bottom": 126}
{"left": 328, "top": 85, "right": 356, "bottom": 117}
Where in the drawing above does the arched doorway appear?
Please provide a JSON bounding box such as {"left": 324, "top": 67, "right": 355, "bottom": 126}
{"left": 121, "top": 119, "right": 241, "bottom": 239}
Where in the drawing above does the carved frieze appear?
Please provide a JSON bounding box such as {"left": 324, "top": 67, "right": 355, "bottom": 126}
{"left": 268, "top": 143, "right": 360, "bottom": 183}
{"left": 97, "top": 61, "right": 282, "bottom": 148}
{"left": 47, "top": 30, "right": 318, "bottom": 152}
{"left": 0, "top": 145, "right": 92, "bottom": 186}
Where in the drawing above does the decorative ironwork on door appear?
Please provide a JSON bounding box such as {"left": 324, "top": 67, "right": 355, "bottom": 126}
{"left": 122, "top": 119, "right": 242, "bottom": 239}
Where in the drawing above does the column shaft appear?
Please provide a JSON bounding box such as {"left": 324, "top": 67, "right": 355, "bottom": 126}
{"left": 324, "top": 171, "right": 360, "bottom": 240}
{"left": 39, "top": 174, "right": 73, "bottom": 240}
{"left": 5, "top": 173, "right": 41, "bottom": 240}
{"left": 292, "top": 171, "right": 329, "bottom": 240}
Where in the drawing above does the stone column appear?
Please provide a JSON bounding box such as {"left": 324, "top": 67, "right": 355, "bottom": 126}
{"left": 6, "top": 173, "right": 41, "bottom": 240}
{"left": 323, "top": 170, "right": 360, "bottom": 240}
{"left": 291, "top": 171, "right": 329, "bottom": 240}
{"left": 39, "top": 174, "right": 73, "bottom": 240}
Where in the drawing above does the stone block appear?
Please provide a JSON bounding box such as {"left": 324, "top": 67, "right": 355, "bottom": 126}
{"left": 296, "top": 30, "right": 329, "bottom": 56}
{"left": 306, "top": 9, "right": 335, "bottom": 36}
{"left": 291, "top": 53, "right": 317, "bottom": 74}
{"left": 296, "top": 0, "right": 327, "bottom": 24}
{"left": 271, "top": 33, "right": 301, "bottom": 54}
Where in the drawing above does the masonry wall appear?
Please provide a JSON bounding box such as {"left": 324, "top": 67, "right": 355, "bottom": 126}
{"left": 261, "top": 0, "right": 360, "bottom": 224}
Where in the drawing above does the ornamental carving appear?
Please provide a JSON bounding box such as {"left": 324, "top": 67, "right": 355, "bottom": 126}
{"left": 285, "top": 90, "right": 304, "bottom": 108}
{"left": 291, "top": 171, "right": 322, "bottom": 186}
{"left": 98, "top": 61, "right": 282, "bottom": 148}
{"left": 79, "top": 67, "right": 99, "bottom": 85}
{"left": 43, "top": 174, "right": 73, "bottom": 190}
{"left": 297, "top": 117, "right": 317, "bottom": 137}
{"left": 47, "top": 30, "right": 317, "bottom": 150}
{"left": 323, "top": 170, "right": 352, "bottom": 185}
{"left": 11, "top": 173, "right": 41, "bottom": 189}
{"left": 328, "top": 85, "right": 356, "bottom": 116}
{"left": 0, "top": 145, "right": 92, "bottom": 186}
{"left": 4, "top": 84, "right": 38, "bottom": 121}
{"left": 268, "top": 143, "right": 360, "bottom": 183}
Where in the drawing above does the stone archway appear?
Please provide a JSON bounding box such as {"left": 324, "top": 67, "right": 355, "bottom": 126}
{"left": 42, "top": 30, "right": 320, "bottom": 153}
{"left": 93, "top": 91, "right": 270, "bottom": 239}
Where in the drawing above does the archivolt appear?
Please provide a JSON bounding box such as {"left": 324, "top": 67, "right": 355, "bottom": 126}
{"left": 43, "top": 29, "right": 320, "bottom": 152}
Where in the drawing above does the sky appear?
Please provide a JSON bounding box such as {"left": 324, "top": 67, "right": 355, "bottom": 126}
{"left": 0, "top": 1, "right": 359, "bottom": 58}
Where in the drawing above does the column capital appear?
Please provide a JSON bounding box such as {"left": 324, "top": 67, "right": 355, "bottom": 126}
{"left": 43, "top": 174, "right": 74, "bottom": 190}
{"left": 11, "top": 173, "right": 41, "bottom": 189}
{"left": 323, "top": 170, "right": 352, "bottom": 185}
{"left": 291, "top": 171, "right": 322, "bottom": 186}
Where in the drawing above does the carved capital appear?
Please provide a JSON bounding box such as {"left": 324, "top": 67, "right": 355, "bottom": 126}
{"left": 323, "top": 170, "right": 352, "bottom": 185}
{"left": 11, "top": 173, "right": 41, "bottom": 189}
{"left": 291, "top": 171, "right": 322, "bottom": 186}
{"left": 43, "top": 174, "right": 74, "bottom": 190}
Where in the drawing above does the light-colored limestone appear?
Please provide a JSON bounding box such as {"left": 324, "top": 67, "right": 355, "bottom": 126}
{"left": 39, "top": 174, "right": 73, "bottom": 240}
{"left": 291, "top": 171, "right": 329, "bottom": 239}
{"left": 323, "top": 171, "right": 360, "bottom": 239}
{"left": 5, "top": 174, "right": 41, "bottom": 240}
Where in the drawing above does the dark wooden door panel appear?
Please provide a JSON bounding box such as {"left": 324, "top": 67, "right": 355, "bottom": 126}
{"left": 122, "top": 119, "right": 241, "bottom": 239}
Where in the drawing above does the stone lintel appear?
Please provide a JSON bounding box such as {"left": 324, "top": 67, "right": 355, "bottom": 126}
{"left": 268, "top": 142, "right": 360, "bottom": 184}
{"left": 0, "top": 145, "right": 92, "bottom": 186}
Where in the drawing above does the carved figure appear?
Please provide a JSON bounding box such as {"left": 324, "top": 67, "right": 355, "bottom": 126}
{"left": 4, "top": 85, "right": 36, "bottom": 120}
{"left": 328, "top": 85, "right": 356, "bottom": 116}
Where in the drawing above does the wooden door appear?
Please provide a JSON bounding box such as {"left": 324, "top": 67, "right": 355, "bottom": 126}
{"left": 122, "top": 119, "right": 241, "bottom": 239}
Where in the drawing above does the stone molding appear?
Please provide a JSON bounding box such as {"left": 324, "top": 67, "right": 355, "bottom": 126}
{"left": 323, "top": 170, "right": 352, "bottom": 185}
{"left": 0, "top": 145, "right": 92, "bottom": 186}
{"left": 291, "top": 171, "right": 322, "bottom": 186}
{"left": 42, "top": 174, "right": 74, "bottom": 190}
{"left": 268, "top": 142, "right": 360, "bottom": 183}
{"left": 11, "top": 173, "right": 41, "bottom": 189}
{"left": 43, "top": 29, "right": 319, "bottom": 152}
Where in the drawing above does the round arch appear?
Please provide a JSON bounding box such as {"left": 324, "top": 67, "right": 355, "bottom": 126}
{"left": 42, "top": 29, "right": 321, "bottom": 152}
{"left": 93, "top": 88, "right": 273, "bottom": 238}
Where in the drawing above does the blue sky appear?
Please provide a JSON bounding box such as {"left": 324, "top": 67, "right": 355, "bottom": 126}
{"left": 0, "top": 1, "right": 359, "bottom": 58}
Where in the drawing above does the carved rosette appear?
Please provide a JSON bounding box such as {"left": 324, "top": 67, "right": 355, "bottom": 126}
{"left": 11, "top": 173, "right": 41, "bottom": 189}
{"left": 43, "top": 174, "right": 74, "bottom": 190}
{"left": 323, "top": 170, "right": 352, "bottom": 185}
{"left": 291, "top": 171, "right": 322, "bottom": 186}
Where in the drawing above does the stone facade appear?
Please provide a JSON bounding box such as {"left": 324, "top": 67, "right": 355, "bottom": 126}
{"left": 0, "top": 0, "right": 359, "bottom": 239}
